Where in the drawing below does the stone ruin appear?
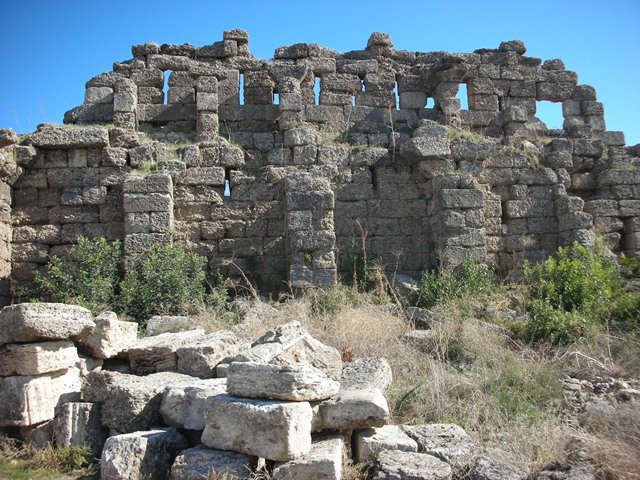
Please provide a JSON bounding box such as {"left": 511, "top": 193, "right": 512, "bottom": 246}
{"left": 0, "top": 29, "right": 639, "bottom": 304}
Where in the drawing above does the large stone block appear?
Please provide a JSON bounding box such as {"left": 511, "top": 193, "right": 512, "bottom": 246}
{"left": 400, "top": 131, "right": 450, "bottom": 162}
{"left": 373, "top": 450, "right": 452, "bottom": 480}
{"left": 0, "top": 368, "right": 82, "bottom": 427}
{"left": 128, "top": 329, "right": 206, "bottom": 375}
{"left": 0, "top": 303, "right": 94, "bottom": 346}
{"left": 202, "top": 394, "right": 313, "bottom": 461}
{"left": 272, "top": 433, "right": 343, "bottom": 480}
{"left": 160, "top": 379, "right": 227, "bottom": 430}
{"left": 353, "top": 425, "right": 418, "bottom": 463}
{"left": 226, "top": 361, "right": 340, "bottom": 402}
{"left": 54, "top": 402, "right": 106, "bottom": 458}
{"left": 27, "top": 125, "right": 109, "bottom": 149}
{"left": 175, "top": 331, "right": 241, "bottom": 378}
{"left": 0, "top": 340, "right": 79, "bottom": 376}
{"left": 402, "top": 423, "right": 475, "bottom": 463}
{"left": 80, "top": 312, "right": 138, "bottom": 359}
{"left": 101, "top": 428, "right": 188, "bottom": 480}
{"left": 170, "top": 445, "right": 259, "bottom": 480}
{"left": 312, "top": 387, "right": 389, "bottom": 431}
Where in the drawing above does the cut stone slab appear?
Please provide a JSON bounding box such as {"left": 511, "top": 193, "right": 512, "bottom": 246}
{"left": 202, "top": 394, "right": 313, "bottom": 461}
{"left": 27, "top": 125, "right": 109, "bottom": 149}
{"left": 272, "top": 433, "right": 343, "bottom": 480}
{"left": 170, "top": 445, "right": 259, "bottom": 480}
{"left": 402, "top": 424, "right": 475, "bottom": 463}
{"left": 160, "top": 378, "right": 227, "bottom": 430}
{"left": 176, "top": 330, "right": 241, "bottom": 378}
{"left": 128, "top": 328, "right": 206, "bottom": 375}
{"left": 146, "top": 315, "right": 191, "bottom": 336}
{"left": 0, "top": 368, "right": 82, "bottom": 427}
{"left": 226, "top": 361, "right": 340, "bottom": 401}
{"left": 100, "top": 428, "right": 188, "bottom": 480}
{"left": 353, "top": 425, "right": 419, "bottom": 463}
{"left": 0, "top": 341, "right": 79, "bottom": 376}
{"left": 470, "top": 454, "right": 528, "bottom": 480}
{"left": 54, "top": 402, "right": 106, "bottom": 458}
{"left": 80, "top": 312, "right": 138, "bottom": 359}
{"left": 340, "top": 357, "right": 393, "bottom": 392}
{"left": 82, "top": 370, "right": 199, "bottom": 433}
{"left": 400, "top": 134, "right": 451, "bottom": 162}
{"left": 373, "top": 450, "right": 452, "bottom": 480}
{"left": 313, "top": 387, "right": 389, "bottom": 431}
{"left": 0, "top": 303, "right": 95, "bottom": 346}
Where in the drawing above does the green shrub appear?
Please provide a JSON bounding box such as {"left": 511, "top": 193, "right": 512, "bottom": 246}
{"left": 415, "top": 256, "right": 497, "bottom": 309}
{"left": 609, "top": 291, "right": 640, "bottom": 331}
{"left": 118, "top": 242, "right": 221, "bottom": 325}
{"left": 32, "top": 236, "right": 121, "bottom": 314}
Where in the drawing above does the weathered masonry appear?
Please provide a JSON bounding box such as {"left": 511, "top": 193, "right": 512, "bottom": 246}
{"left": 1, "top": 30, "right": 639, "bottom": 304}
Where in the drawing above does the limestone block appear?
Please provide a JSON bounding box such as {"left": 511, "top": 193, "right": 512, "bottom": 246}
{"left": 123, "top": 173, "right": 173, "bottom": 194}
{"left": 373, "top": 450, "right": 452, "bottom": 480}
{"left": 0, "top": 368, "right": 82, "bottom": 427}
{"left": 0, "top": 340, "right": 79, "bottom": 376}
{"left": 54, "top": 402, "right": 105, "bottom": 457}
{"left": 82, "top": 370, "right": 198, "bottom": 433}
{"left": 84, "top": 87, "right": 113, "bottom": 104}
{"left": 27, "top": 125, "right": 109, "bottom": 148}
{"left": 80, "top": 312, "right": 138, "bottom": 359}
{"left": 226, "top": 361, "right": 340, "bottom": 402}
{"left": 0, "top": 303, "right": 95, "bottom": 346}
{"left": 202, "top": 394, "right": 313, "bottom": 461}
{"left": 470, "top": 454, "right": 528, "bottom": 480}
{"left": 402, "top": 423, "right": 475, "bottom": 463}
{"left": 123, "top": 192, "right": 172, "bottom": 213}
{"left": 272, "top": 433, "right": 343, "bottom": 480}
{"left": 128, "top": 329, "right": 206, "bottom": 375}
{"left": 283, "top": 127, "right": 319, "bottom": 147}
{"left": 339, "top": 357, "right": 393, "bottom": 391}
{"left": 20, "top": 420, "right": 54, "bottom": 448}
{"left": 179, "top": 166, "right": 225, "bottom": 186}
{"left": 401, "top": 136, "right": 451, "bottom": 162}
{"left": 175, "top": 331, "right": 241, "bottom": 378}
{"left": 434, "top": 189, "right": 484, "bottom": 210}
{"left": 353, "top": 425, "right": 419, "bottom": 463}
{"left": 101, "top": 428, "right": 188, "bottom": 480}
{"left": 145, "top": 315, "right": 191, "bottom": 336}
{"left": 114, "top": 92, "right": 137, "bottom": 113}
{"left": 313, "top": 388, "right": 389, "bottom": 431}
{"left": 160, "top": 378, "right": 227, "bottom": 430}
{"left": 170, "top": 445, "right": 259, "bottom": 480}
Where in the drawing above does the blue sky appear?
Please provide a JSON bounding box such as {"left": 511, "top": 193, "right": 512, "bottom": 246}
{"left": 1, "top": 0, "right": 638, "bottom": 145}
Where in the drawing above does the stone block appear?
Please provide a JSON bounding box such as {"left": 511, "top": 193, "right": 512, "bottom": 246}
{"left": 100, "top": 428, "right": 188, "bottom": 480}
{"left": 128, "top": 329, "right": 206, "bottom": 375}
{"left": 114, "top": 92, "right": 136, "bottom": 112}
{"left": 175, "top": 331, "right": 241, "bottom": 378}
{"left": 80, "top": 312, "right": 138, "bottom": 359}
{"left": 284, "top": 127, "right": 319, "bottom": 147}
{"left": 434, "top": 189, "right": 484, "bottom": 210}
{"left": 179, "top": 166, "right": 225, "bottom": 186}
{"left": 0, "top": 368, "right": 82, "bottom": 427}
{"left": 160, "top": 379, "right": 227, "bottom": 430}
{"left": 374, "top": 450, "right": 452, "bottom": 480}
{"left": 403, "top": 423, "right": 475, "bottom": 462}
{"left": 123, "top": 173, "right": 173, "bottom": 193}
{"left": 171, "top": 445, "right": 259, "bottom": 480}
{"left": 0, "top": 340, "right": 79, "bottom": 376}
{"left": 0, "top": 303, "right": 94, "bottom": 346}
{"left": 272, "top": 433, "right": 343, "bottom": 480}
{"left": 340, "top": 357, "right": 393, "bottom": 391}
{"left": 226, "top": 361, "right": 340, "bottom": 402}
{"left": 123, "top": 192, "right": 172, "bottom": 213}
{"left": 400, "top": 135, "right": 450, "bottom": 162}
{"left": 27, "top": 125, "right": 109, "bottom": 149}
{"left": 312, "top": 387, "right": 389, "bottom": 431}
{"left": 84, "top": 87, "right": 113, "bottom": 104}
{"left": 54, "top": 402, "right": 105, "bottom": 458}
{"left": 353, "top": 425, "right": 418, "bottom": 463}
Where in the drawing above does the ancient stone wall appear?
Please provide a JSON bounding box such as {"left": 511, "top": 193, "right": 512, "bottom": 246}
{"left": 1, "top": 30, "right": 639, "bottom": 303}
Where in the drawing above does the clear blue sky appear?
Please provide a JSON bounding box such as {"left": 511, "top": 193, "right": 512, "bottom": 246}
{"left": 1, "top": 0, "right": 638, "bottom": 145}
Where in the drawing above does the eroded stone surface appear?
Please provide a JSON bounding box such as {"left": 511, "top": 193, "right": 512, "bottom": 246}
{"left": 176, "top": 330, "right": 240, "bottom": 378}
{"left": 313, "top": 387, "right": 389, "bottom": 431}
{"left": 54, "top": 401, "right": 106, "bottom": 458}
{"left": 402, "top": 423, "right": 475, "bottom": 463}
{"left": 272, "top": 433, "right": 343, "bottom": 480}
{"left": 0, "top": 341, "right": 79, "bottom": 376}
{"left": 80, "top": 312, "right": 138, "bottom": 359}
{"left": 160, "top": 378, "right": 227, "bottom": 430}
{"left": 340, "top": 357, "right": 393, "bottom": 391}
{"left": 128, "top": 329, "right": 206, "bottom": 375}
{"left": 353, "top": 425, "right": 418, "bottom": 463}
{"left": 170, "top": 445, "right": 259, "bottom": 480}
{"left": 373, "top": 450, "right": 452, "bottom": 480}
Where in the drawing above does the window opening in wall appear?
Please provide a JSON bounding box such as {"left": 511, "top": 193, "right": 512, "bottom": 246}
{"left": 456, "top": 83, "right": 469, "bottom": 110}
{"left": 501, "top": 201, "right": 508, "bottom": 225}
{"left": 273, "top": 92, "right": 280, "bottom": 105}
{"left": 393, "top": 81, "right": 399, "bottom": 110}
{"left": 239, "top": 72, "right": 245, "bottom": 105}
{"left": 535, "top": 101, "right": 563, "bottom": 129}
{"left": 224, "top": 168, "right": 232, "bottom": 197}
{"left": 314, "top": 76, "right": 320, "bottom": 105}
{"left": 425, "top": 97, "right": 435, "bottom": 109}
{"left": 163, "top": 70, "right": 173, "bottom": 105}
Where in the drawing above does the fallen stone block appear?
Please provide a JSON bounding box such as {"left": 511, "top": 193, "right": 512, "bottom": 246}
{"left": 80, "top": 312, "right": 138, "bottom": 359}
{"left": 128, "top": 329, "right": 206, "bottom": 375}
{"left": 0, "top": 303, "right": 95, "bottom": 346}
{"left": 202, "top": 394, "right": 313, "bottom": 461}
{"left": 0, "top": 340, "right": 79, "bottom": 376}
{"left": 160, "top": 378, "right": 227, "bottom": 430}
{"left": 313, "top": 387, "right": 389, "bottom": 431}
{"left": 226, "top": 361, "right": 340, "bottom": 401}
{"left": 373, "top": 450, "right": 452, "bottom": 480}
{"left": 353, "top": 425, "right": 419, "bottom": 463}
{"left": 146, "top": 315, "right": 191, "bottom": 336}
{"left": 176, "top": 330, "right": 241, "bottom": 378}
{"left": 272, "top": 433, "right": 343, "bottom": 480}
{"left": 402, "top": 423, "right": 475, "bottom": 463}
{"left": 54, "top": 402, "right": 106, "bottom": 458}
{"left": 101, "top": 428, "right": 188, "bottom": 480}
{"left": 82, "top": 370, "right": 198, "bottom": 433}
{"left": 0, "top": 368, "right": 82, "bottom": 427}
{"left": 170, "top": 445, "right": 259, "bottom": 480}
{"left": 470, "top": 454, "right": 528, "bottom": 480}
{"left": 340, "top": 357, "right": 393, "bottom": 391}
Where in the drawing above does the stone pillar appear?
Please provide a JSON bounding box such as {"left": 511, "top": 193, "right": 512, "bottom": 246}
{"left": 196, "top": 76, "right": 219, "bottom": 143}
{"left": 278, "top": 77, "right": 304, "bottom": 131}
{"left": 432, "top": 83, "right": 461, "bottom": 128}
{"left": 113, "top": 78, "right": 138, "bottom": 129}
{"left": 0, "top": 129, "right": 18, "bottom": 307}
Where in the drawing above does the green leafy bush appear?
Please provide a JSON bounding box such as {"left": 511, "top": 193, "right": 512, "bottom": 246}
{"left": 118, "top": 242, "right": 222, "bottom": 325}
{"left": 415, "top": 256, "right": 497, "bottom": 309}
{"left": 32, "top": 236, "right": 121, "bottom": 313}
